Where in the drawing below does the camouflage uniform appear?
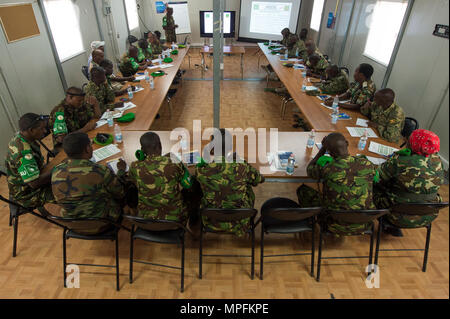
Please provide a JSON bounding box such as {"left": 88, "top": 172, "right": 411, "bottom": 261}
{"left": 195, "top": 156, "right": 264, "bottom": 237}
{"left": 128, "top": 155, "right": 189, "bottom": 224}
{"left": 296, "top": 39, "right": 308, "bottom": 61}
{"left": 346, "top": 80, "right": 376, "bottom": 107}
{"left": 299, "top": 155, "right": 377, "bottom": 235}
{"left": 306, "top": 52, "right": 329, "bottom": 77}
{"left": 374, "top": 151, "right": 444, "bottom": 228}
{"left": 361, "top": 102, "right": 405, "bottom": 143}
{"left": 5, "top": 133, "right": 54, "bottom": 208}
{"left": 52, "top": 159, "right": 125, "bottom": 233}
{"left": 138, "top": 47, "right": 153, "bottom": 61}
{"left": 163, "top": 14, "right": 177, "bottom": 43}
{"left": 118, "top": 53, "right": 139, "bottom": 77}
{"left": 48, "top": 100, "right": 94, "bottom": 148}
{"left": 84, "top": 81, "right": 115, "bottom": 114}
{"left": 106, "top": 75, "right": 125, "bottom": 93}
{"left": 317, "top": 72, "right": 350, "bottom": 95}
{"left": 150, "top": 41, "right": 164, "bottom": 56}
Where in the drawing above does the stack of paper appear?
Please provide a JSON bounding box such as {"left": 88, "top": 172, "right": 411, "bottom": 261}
{"left": 305, "top": 86, "right": 318, "bottom": 91}
{"left": 368, "top": 142, "right": 399, "bottom": 157}
{"left": 135, "top": 75, "right": 146, "bottom": 81}
{"left": 346, "top": 127, "right": 378, "bottom": 138}
{"left": 115, "top": 102, "right": 137, "bottom": 112}
{"left": 356, "top": 118, "right": 369, "bottom": 127}
{"left": 92, "top": 144, "right": 121, "bottom": 163}
{"left": 159, "top": 64, "right": 174, "bottom": 69}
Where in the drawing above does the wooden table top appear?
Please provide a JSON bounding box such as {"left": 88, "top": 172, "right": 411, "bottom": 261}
{"left": 201, "top": 45, "right": 245, "bottom": 54}
{"left": 42, "top": 130, "right": 393, "bottom": 179}
{"left": 112, "top": 46, "right": 189, "bottom": 131}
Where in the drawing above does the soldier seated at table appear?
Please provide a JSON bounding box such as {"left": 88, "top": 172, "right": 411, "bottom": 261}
{"left": 374, "top": 129, "right": 444, "bottom": 237}
{"left": 195, "top": 129, "right": 265, "bottom": 237}
{"left": 51, "top": 132, "right": 126, "bottom": 233}
{"left": 138, "top": 38, "right": 154, "bottom": 61}
{"left": 360, "top": 88, "right": 405, "bottom": 143}
{"left": 261, "top": 28, "right": 295, "bottom": 81}
{"left": 119, "top": 46, "right": 148, "bottom": 77}
{"left": 85, "top": 66, "right": 123, "bottom": 114}
{"left": 148, "top": 32, "right": 165, "bottom": 55}
{"left": 296, "top": 28, "right": 309, "bottom": 61}
{"left": 312, "top": 64, "right": 349, "bottom": 95}
{"left": 5, "top": 113, "right": 56, "bottom": 211}
{"left": 88, "top": 49, "right": 104, "bottom": 74}
{"left": 124, "top": 132, "right": 198, "bottom": 226}
{"left": 99, "top": 59, "right": 135, "bottom": 97}
{"left": 306, "top": 53, "right": 329, "bottom": 79}
{"left": 49, "top": 87, "right": 100, "bottom": 153}
{"left": 325, "top": 63, "right": 376, "bottom": 111}
{"left": 280, "top": 32, "right": 299, "bottom": 57}
{"left": 297, "top": 132, "right": 378, "bottom": 236}
{"left": 304, "top": 41, "right": 326, "bottom": 66}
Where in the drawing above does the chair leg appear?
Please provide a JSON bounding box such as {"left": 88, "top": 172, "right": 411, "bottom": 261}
{"left": 251, "top": 226, "right": 255, "bottom": 280}
{"left": 423, "top": 224, "right": 432, "bottom": 272}
{"left": 280, "top": 97, "right": 285, "bottom": 117}
{"left": 12, "top": 215, "right": 18, "bottom": 257}
{"left": 167, "top": 98, "right": 173, "bottom": 119}
{"left": 374, "top": 217, "right": 382, "bottom": 267}
{"left": 9, "top": 212, "right": 13, "bottom": 227}
{"left": 63, "top": 230, "right": 67, "bottom": 288}
{"left": 115, "top": 237, "right": 120, "bottom": 291}
{"left": 311, "top": 219, "right": 315, "bottom": 277}
{"left": 129, "top": 229, "right": 134, "bottom": 284}
{"left": 181, "top": 235, "right": 185, "bottom": 293}
{"left": 316, "top": 227, "right": 323, "bottom": 282}
{"left": 199, "top": 224, "right": 203, "bottom": 279}
{"left": 368, "top": 223, "right": 375, "bottom": 273}
{"left": 260, "top": 226, "right": 264, "bottom": 280}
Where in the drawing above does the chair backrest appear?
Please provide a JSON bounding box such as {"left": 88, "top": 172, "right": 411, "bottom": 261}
{"left": 123, "top": 215, "right": 184, "bottom": 232}
{"left": 201, "top": 208, "right": 258, "bottom": 222}
{"left": 49, "top": 216, "right": 115, "bottom": 235}
{"left": 390, "top": 202, "right": 449, "bottom": 216}
{"left": 82, "top": 66, "right": 90, "bottom": 80}
{"left": 326, "top": 209, "right": 389, "bottom": 224}
{"left": 402, "top": 117, "right": 419, "bottom": 139}
{"left": 263, "top": 207, "right": 322, "bottom": 222}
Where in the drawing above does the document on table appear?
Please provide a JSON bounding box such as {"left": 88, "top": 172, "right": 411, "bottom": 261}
{"left": 368, "top": 142, "right": 399, "bottom": 157}
{"left": 100, "top": 109, "right": 123, "bottom": 120}
{"left": 133, "top": 86, "right": 144, "bottom": 93}
{"left": 346, "top": 127, "right": 378, "bottom": 138}
{"left": 293, "top": 64, "right": 305, "bottom": 69}
{"left": 320, "top": 103, "right": 333, "bottom": 110}
{"left": 107, "top": 157, "right": 129, "bottom": 174}
{"left": 356, "top": 118, "right": 369, "bottom": 127}
{"left": 115, "top": 102, "right": 137, "bottom": 112}
{"left": 135, "top": 75, "right": 145, "bottom": 81}
{"left": 365, "top": 156, "right": 386, "bottom": 165}
{"left": 95, "top": 120, "right": 107, "bottom": 128}
{"left": 316, "top": 95, "right": 329, "bottom": 101}
{"left": 305, "top": 86, "right": 318, "bottom": 91}
{"left": 159, "top": 64, "right": 174, "bottom": 69}
{"left": 148, "top": 65, "right": 161, "bottom": 70}
{"left": 92, "top": 144, "right": 121, "bottom": 163}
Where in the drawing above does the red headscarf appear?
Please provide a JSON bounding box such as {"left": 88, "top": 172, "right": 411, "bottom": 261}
{"left": 409, "top": 129, "right": 440, "bottom": 157}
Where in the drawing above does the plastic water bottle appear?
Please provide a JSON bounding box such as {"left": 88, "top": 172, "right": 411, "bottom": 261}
{"left": 159, "top": 55, "right": 163, "bottom": 65}
{"left": 302, "top": 69, "right": 307, "bottom": 78}
{"left": 145, "top": 70, "right": 150, "bottom": 84}
{"left": 302, "top": 78, "right": 308, "bottom": 92}
{"left": 307, "top": 129, "right": 315, "bottom": 149}
{"left": 106, "top": 109, "right": 113, "bottom": 127}
{"left": 180, "top": 136, "right": 188, "bottom": 151}
{"left": 114, "top": 124, "right": 123, "bottom": 144}
{"left": 331, "top": 111, "right": 338, "bottom": 124}
{"left": 127, "top": 87, "right": 133, "bottom": 99}
{"left": 332, "top": 95, "right": 339, "bottom": 113}
{"left": 295, "top": 48, "right": 299, "bottom": 57}
{"left": 284, "top": 51, "right": 288, "bottom": 60}
{"left": 358, "top": 129, "right": 368, "bottom": 151}
{"left": 150, "top": 76, "right": 155, "bottom": 90}
{"left": 269, "top": 40, "right": 272, "bottom": 46}
{"left": 286, "top": 154, "right": 295, "bottom": 175}
{"left": 168, "top": 50, "right": 171, "bottom": 58}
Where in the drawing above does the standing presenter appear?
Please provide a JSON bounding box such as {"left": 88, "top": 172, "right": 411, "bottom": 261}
{"left": 163, "top": 7, "right": 178, "bottom": 44}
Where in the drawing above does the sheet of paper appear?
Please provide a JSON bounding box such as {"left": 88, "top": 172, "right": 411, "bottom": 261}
{"left": 305, "top": 86, "right": 318, "bottom": 91}
{"left": 365, "top": 155, "right": 387, "bottom": 165}
{"left": 107, "top": 157, "right": 129, "bottom": 174}
{"left": 147, "top": 65, "right": 161, "bottom": 70}
{"left": 159, "top": 64, "right": 174, "bottom": 69}
{"left": 133, "top": 86, "right": 144, "bottom": 93}
{"left": 346, "top": 127, "right": 378, "bottom": 138}
{"left": 288, "top": 58, "right": 300, "bottom": 62}
{"left": 320, "top": 102, "right": 333, "bottom": 110}
{"left": 151, "top": 59, "right": 160, "bottom": 64}
{"left": 316, "top": 95, "right": 329, "bottom": 101}
{"left": 135, "top": 75, "right": 145, "bottom": 81}
{"left": 101, "top": 109, "right": 123, "bottom": 120}
{"left": 356, "top": 118, "right": 369, "bottom": 127}
{"left": 95, "top": 120, "right": 107, "bottom": 129}
{"left": 293, "top": 64, "right": 305, "bottom": 69}
{"left": 368, "top": 141, "right": 399, "bottom": 157}
{"left": 115, "top": 102, "right": 137, "bottom": 112}
{"left": 92, "top": 144, "right": 122, "bottom": 163}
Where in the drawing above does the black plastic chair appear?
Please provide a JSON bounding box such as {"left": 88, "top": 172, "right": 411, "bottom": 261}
{"left": 259, "top": 204, "right": 322, "bottom": 280}
{"left": 124, "top": 215, "right": 188, "bottom": 293}
{"left": 49, "top": 216, "right": 123, "bottom": 291}
{"left": 199, "top": 208, "right": 258, "bottom": 280}
{"left": 166, "top": 88, "right": 177, "bottom": 119}
{"left": 400, "top": 117, "right": 419, "bottom": 147}
{"left": 379, "top": 202, "right": 449, "bottom": 272}
{"left": 82, "top": 66, "right": 90, "bottom": 80}
{"left": 0, "top": 171, "right": 62, "bottom": 257}
{"left": 316, "top": 209, "right": 389, "bottom": 282}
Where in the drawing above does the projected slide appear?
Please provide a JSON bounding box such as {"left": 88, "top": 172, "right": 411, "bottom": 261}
{"left": 250, "top": 2, "right": 292, "bottom": 35}
{"left": 203, "top": 12, "right": 232, "bottom": 34}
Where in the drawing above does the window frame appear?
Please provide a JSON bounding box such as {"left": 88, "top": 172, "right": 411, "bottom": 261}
{"left": 310, "top": 0, "right": 325, "bottom": 32}
{"left": 124, "top": 0, "right": 140, "bottom": 31}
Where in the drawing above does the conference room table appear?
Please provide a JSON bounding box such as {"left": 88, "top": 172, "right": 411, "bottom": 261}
{"left": 110, "top": 45, "right": 190, "bottom": 131}
{"left": 200, "top": 45, "right": 245, "bottom": 79}
{"left": 42, "top": 129, "right": 395, "bottom": 182}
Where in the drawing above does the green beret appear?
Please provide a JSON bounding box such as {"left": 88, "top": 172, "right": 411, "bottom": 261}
{"left": 163, "top": 57, "right": 173, "bottom": 63}
{"left": 93, "top": 133, "right": 113, "bottom": 146}
{"left": 171, "top": 50, "right": 179, "bottom": 55}
{"left": 116, "top": 112, "right": 135, "bottom": 123}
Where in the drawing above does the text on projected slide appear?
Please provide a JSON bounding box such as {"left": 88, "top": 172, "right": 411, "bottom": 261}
{"left": 250, "top": 2, "right": 292, "bottom": 35}
{"left": 203, "top": 12, "right": 232, "bottom": 34}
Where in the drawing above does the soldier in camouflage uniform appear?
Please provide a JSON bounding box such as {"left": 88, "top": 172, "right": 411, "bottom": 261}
{"left": 5, "top": 113, "right": 55, "bottom": 209}
{"left": 296, "top": 28, "right": 308, "bottom": 61}
{"left": 85, "top": 66, "right": 118, "bottom": 114}
{"left": 99, "top": 59, "right": 135, "bottom": 97}
{"left": 306, "top": 53, "right": 329, "bottom": 78}
{"left": 298, "top": 132, "right": 378, "bottom": 235}
{"left": 138, "top": 38, "right": 153, "bottom": 61}
{"left": 126, "top": 132, "right": 194, "bottom": 224}
{"left": 88, "top": 49, "right": 104, "bottom": 74}
{"left": 374, "top": 129, "right": 444, "bottom": 236}
{"left": 315, "top": 65, "right": 350, "bottom": 95}
{"left": 48, "top": 87, "right": 100, "bottom": 151}
{"left": 119, "top": 46, "right": 148, "bottom": 78}
{"left": 326, "top": 63, "right": 376, "bottom": 110}
{"left": 361, "top": 88, "right": 405, "bottom": 143}
{"left": 148, "top": 32, "right": 164, "bottom": 56}
{"left": 51, "top": 132, "right": 125, "bottom": 233}
{"left": 195, "top": 129, "right": 265, "bottom": 237}
{"left": 163, "top": 7, "right": 178, "bottom": 44}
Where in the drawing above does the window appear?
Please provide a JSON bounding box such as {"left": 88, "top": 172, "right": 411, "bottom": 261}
{"left": 43, "top": 0, "right": 84, "bottom": 62}
{"left": 310, "top": 0, "right": 325, "bottom": 31}
{"left": 363, "top": 0, "right": 408, "bottom": 66}
{"left": 125, "top": 0, "right": 139, "bottom": 31}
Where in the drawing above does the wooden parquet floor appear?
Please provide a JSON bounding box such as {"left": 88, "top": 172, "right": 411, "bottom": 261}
{"left": 0, "top": 49, "right": 448, "bottom": 299}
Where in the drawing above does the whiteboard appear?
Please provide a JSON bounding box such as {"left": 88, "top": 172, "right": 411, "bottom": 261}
{"left": 168, "top": 1, "right": 191, "bottom": 34}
